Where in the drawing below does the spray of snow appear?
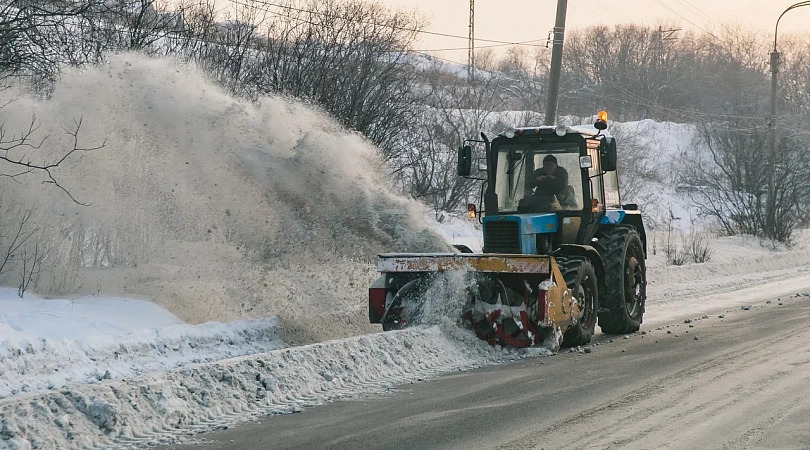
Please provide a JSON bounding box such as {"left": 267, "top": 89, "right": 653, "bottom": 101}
{"left": 0, "top": 54, "right": 448, "bottom": 345}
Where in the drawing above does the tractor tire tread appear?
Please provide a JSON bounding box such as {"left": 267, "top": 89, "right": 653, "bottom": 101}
{"left": 593, "top": 226, "right": 646, "bottom": 335}
{"left": 557, "top": 256, "right": 598, "bottom": 348}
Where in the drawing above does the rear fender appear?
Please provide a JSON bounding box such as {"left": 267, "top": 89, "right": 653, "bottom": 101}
{"left": 601, "top": 210, "right": 647, "bottom": 257}
{"left": 620, "top": 211, "right": 647, "bottom": 257}
{"left": 368, "top": 275, "right": 387, "bottom": 323}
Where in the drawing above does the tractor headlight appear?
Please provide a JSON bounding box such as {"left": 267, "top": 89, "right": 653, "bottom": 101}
{"left": 555, "top": 125, "right": 567, "bottom": 137}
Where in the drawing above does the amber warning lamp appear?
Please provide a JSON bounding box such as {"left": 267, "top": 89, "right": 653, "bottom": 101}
{"left": 467, "top": 203, "right": 477, "bottom": 220}
{"left": 594, "top": 110, "right": 608, "bottom": 131}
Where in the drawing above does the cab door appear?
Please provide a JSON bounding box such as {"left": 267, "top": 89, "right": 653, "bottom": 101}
{"left": 577, "top": 139, "right": 606, "bottom": 243}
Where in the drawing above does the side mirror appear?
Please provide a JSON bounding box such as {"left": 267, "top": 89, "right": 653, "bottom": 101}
{"left": 601, "top": 137, "right": 617, "bottom": 171}
{"left": 457, "top": 145, "right": 472, "bottom": 177}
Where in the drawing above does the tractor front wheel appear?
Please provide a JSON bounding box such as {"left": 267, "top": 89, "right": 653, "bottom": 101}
{"left": 558, "top": 256, "right": 598, "bottom": 347}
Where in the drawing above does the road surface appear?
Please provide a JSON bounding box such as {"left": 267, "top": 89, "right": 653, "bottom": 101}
{"left": 165, "top": 291, "right": 810, "bottom": 449}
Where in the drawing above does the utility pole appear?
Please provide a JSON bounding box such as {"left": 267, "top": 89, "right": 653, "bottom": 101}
{"left": 766, "top": 1, "right": 810, "bottom": 238}
{"left": 544, "top": 0, "right": 567, "bottom": 126}
{"left": 468, "top": 0, "right": 475, "bottom": 80}
{"left": 767, "top": 45, "right": 779, "bottom": 237}
{"left": 657, "top": 26, "right": 680, "bottom": 72}
{"left": 655, "top": 26, "right": 680, "bottom": 117}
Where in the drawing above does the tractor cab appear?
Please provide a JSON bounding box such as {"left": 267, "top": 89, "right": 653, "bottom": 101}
{"left": 458, "top": 113, "right": 621, "bottom": 255}
{"left": 370, "top": 112, "right": 647, "bottom": 349}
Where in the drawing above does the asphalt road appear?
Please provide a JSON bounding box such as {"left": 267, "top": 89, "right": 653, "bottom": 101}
{"left": 166, "top": 294, "right": 810, "bottom": 449}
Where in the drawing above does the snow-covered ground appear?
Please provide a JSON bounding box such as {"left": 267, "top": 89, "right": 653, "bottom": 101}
{"left": 0, "top": 289, "right": 284, "bottom": 400}
{"left": 0, "top": 287, "right": 549, "bottom": 449}
{"left": 2, "top": 54, "right": 810, "bottom": 449}
{"left": 3, "top": 229, "right": 810, "bottom": 449}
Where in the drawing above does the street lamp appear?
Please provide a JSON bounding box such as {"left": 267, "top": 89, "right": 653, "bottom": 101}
{"left": 766, "top": 1, "right": 810, "bottom": 236}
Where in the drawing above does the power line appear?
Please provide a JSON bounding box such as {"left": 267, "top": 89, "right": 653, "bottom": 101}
{"left": 677, "top": 0, "right": 720, "bottom": 26}
{"left": 653, "top": 0, "right": 719, "bottom": 39}
{"left": 228, "top": 0, "right": 549, "bottom": 47}
{"left": 413, "top": 39, "right": 548, "bottom": 53}
{"left": 569, "top": 87, "right": 763, "bottom": 122}
{"left": 604, "top": 81, "right": 764, "bottom": 120}
{"left": 564, "top": 94, "right": 761, "bottom": 132}
{"left": 415, "top": 53, "right": 762, "bottom": 129}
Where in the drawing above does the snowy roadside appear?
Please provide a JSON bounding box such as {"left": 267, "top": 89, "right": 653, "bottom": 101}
{"left": 0, "top": 290, "right": 285, "bottom": 400}
{"left": 1, "top": 326, "right": 546, "bottom": 449}
{"left": 3, "top": 232, "right": 810, "bottom": 449}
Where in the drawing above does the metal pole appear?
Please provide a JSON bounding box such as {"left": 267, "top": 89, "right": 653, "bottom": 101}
{"left": 468, "top": 0, "right": 474, "bottom": 80}
{"left": 544, "top": 0, "right": 567, "bottom": 126}
{"left": 766, "top": 48, "right": 779, "bottom": 236}
{"left": 766, "top": 2, "right": 810, "bottom": 237}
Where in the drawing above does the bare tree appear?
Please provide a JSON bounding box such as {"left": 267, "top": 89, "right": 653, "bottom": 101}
{"left": 560, "top": 25, "right": 770, "bottom": 123}
{"left": 92, "top": 0, "right": 184, "bottom": 53}
{"left": 679, "top": 120, "right": 810, "bottom": 243}
{"left": 0, "top": 201, "right": 36, "bottom": 278}
{"left": 0, "top": 0, "right": 105, "bottom": 85}
{"left": 474, "top": 48, "right": 495, "bottom": 71}
{"left": 497, "top": 45, "right": 531, "bottom": 76}
{"left": 778, "top": 35, "right": 810, "bottom": 117}
{"left": 17, "top": 242, "right": 44, "bottom": 297}
{"left": 0, "top": 115, "right": 105, "bottom": 203}
{"left": 391, "top": 73, "right": 504, "bottom": 215}
{"left": 171, "top": 0, "right": 422, "bottom": 157}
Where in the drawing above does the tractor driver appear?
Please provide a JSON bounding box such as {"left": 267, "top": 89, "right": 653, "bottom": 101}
{"left": 530, "top": 154, "right": 577, "bottom": 210}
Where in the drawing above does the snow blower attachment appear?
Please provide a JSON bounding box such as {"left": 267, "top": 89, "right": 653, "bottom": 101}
{"left": 369, "top": 254, "right": 581, "bottom": 348}
{"left": 370, "top": 116, "right": 647, "bottom": 349}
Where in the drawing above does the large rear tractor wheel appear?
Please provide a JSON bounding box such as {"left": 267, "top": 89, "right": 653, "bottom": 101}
{"left": 558, "top": 256, "right": 598, "bottom": 347}
{"left": 594, "top": 227, "right": 647, "bottom": 334}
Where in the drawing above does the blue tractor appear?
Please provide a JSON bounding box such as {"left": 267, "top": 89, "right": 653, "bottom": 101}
{"left": 369, "top": 113, "right": 647, "bottom": 349}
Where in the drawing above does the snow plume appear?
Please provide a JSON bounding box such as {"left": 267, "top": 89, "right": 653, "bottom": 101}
{"left": 0, "top": 54, "right": 448, "bottom": 344}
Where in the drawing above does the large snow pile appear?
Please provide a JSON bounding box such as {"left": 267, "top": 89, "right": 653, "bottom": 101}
{"left": 611, "top": 120, "right": 700, "bottom": 228}
{"left": 0, "top": 54, "right": 448, "bottom": 345}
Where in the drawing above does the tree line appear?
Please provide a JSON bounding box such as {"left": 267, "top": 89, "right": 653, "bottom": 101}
{"left": 1, "top": 0, "right": 808, "bottom": 258}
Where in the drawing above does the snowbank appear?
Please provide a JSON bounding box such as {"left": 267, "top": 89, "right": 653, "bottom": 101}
{"left": 4, "top": 231, "right": 810, "bottom": 449}
{"left": 0, "top": 325, "right": 546, "bottom": 449}
{"left": 646, "top": 230, "right": 810, "bottom": 305}
{"left": 0, "top": 289, "right": 284, "bottom": 399}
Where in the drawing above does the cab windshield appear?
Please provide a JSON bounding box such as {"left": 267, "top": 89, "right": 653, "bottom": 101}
{"left": 494, "top": 142, "right": 583, "bottom": 213}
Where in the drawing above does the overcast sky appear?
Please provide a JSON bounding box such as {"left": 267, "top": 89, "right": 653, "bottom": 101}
{"left": 377, "top": 1, "right": 810, "bottom": 62}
